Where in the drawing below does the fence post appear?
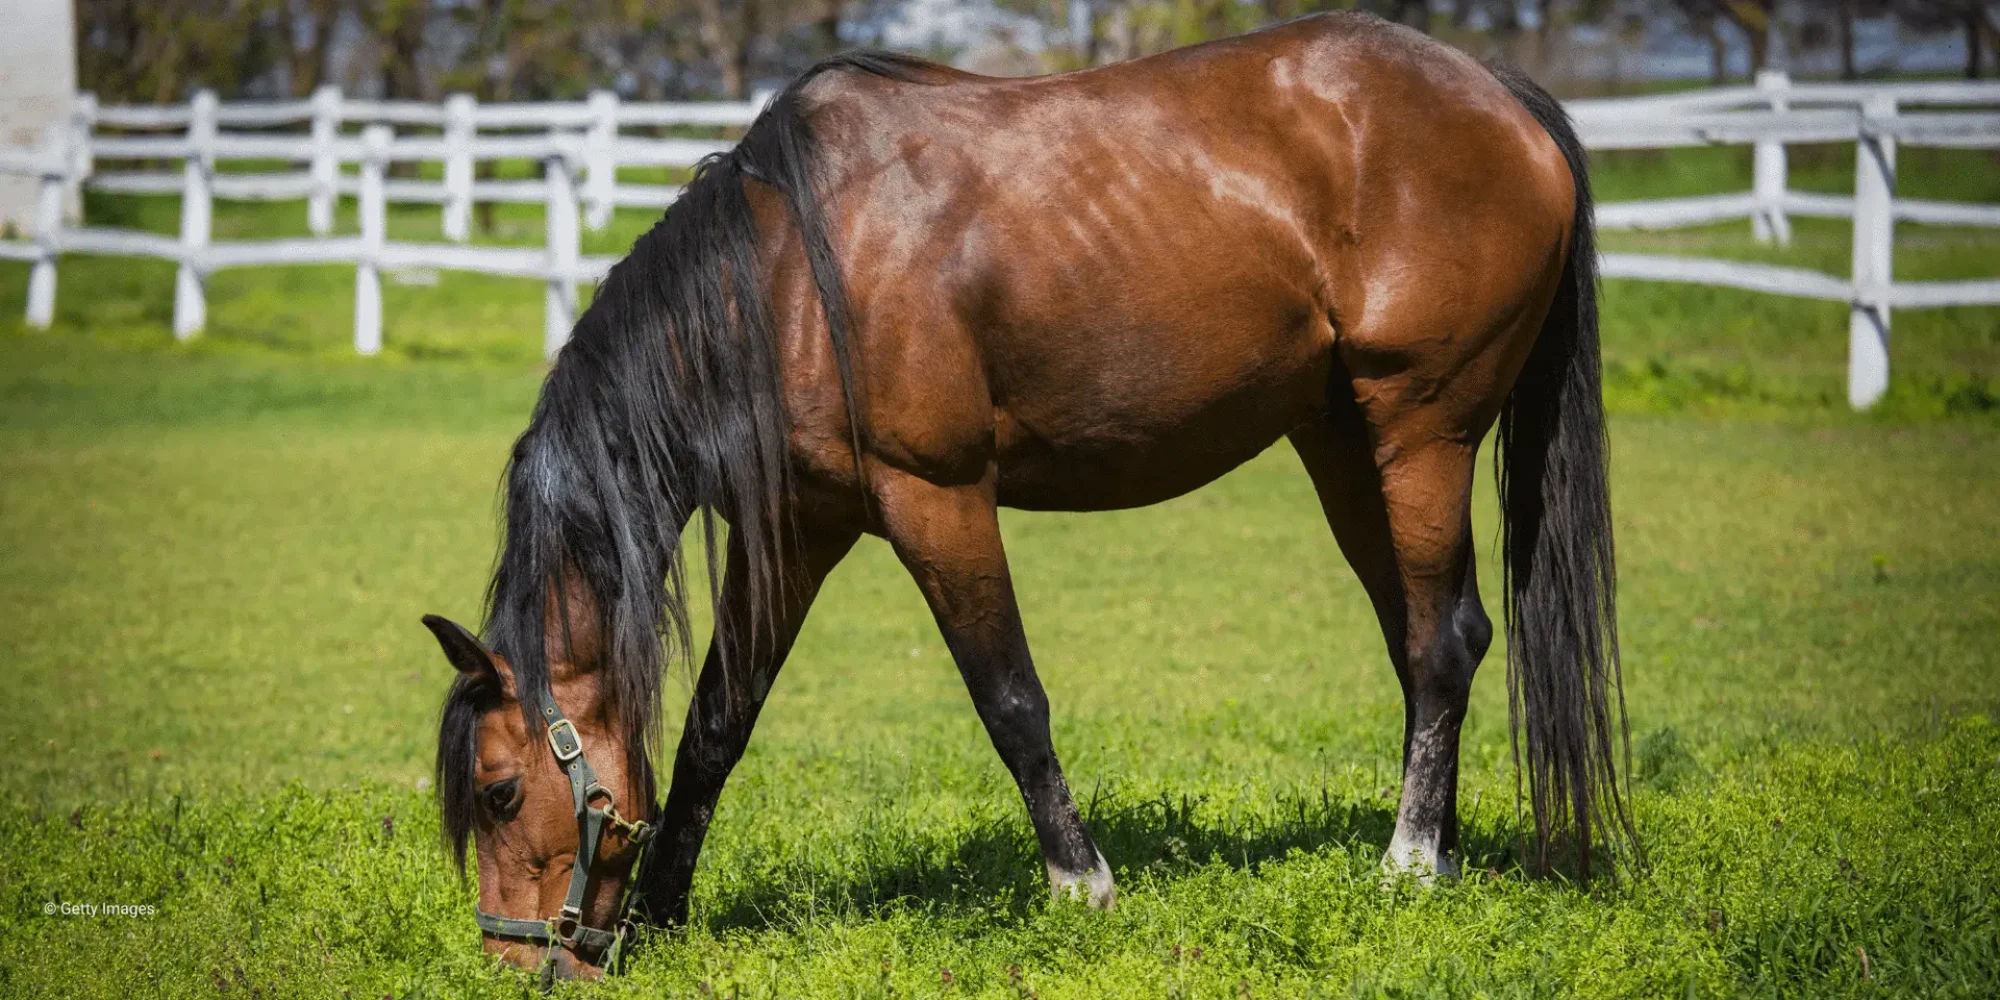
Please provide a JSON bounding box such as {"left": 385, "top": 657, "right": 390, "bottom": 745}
{"left": 25, "top": 126, "right": 66, "bottom": 329}
{"left": 1752, "top": 70, "right": 1792, "bottom": 246}
{"left": 355, "top": 124, "right": 389, "bottom": 356}
{"left": 544, "top": 142, "right": 580, "bottom": 359}
{"left": 584, "top": 90, "right": 619, "bottom": 231}
{"left": 1848, "top": 95, "right": 1896, "bottom": 410}
{"left": 308, "top": 85, "right": 341, "bottom": 236}
{"left": 442, "top": 93, "right": 475, "bottom": 242}
{"left": 173, "top": 90, "right": 217, "bottom": 340}
{"left": 65, "top": 92, "right": 96, "bottom": 225}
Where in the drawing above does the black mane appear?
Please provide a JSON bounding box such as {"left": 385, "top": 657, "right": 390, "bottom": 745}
{"left": 435, "top": 51, "right": 941, "bottom": 869}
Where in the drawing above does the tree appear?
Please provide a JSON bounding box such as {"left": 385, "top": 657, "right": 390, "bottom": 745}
{"left": 1799, "top": 0, "right": 1891, "bottom": 79}
{"left": 357, "top": 0, "right": 434, "bottom": 100}
{"left": 1722, "top": 0, "right": 1777, "bottom": 74}
{"left": 77, "top": 0, "right": 286, "bottom": 102}
{"left": 1666, "top": 0, "right": 1738, "bottom": 83}
{"left": 275, "top": 0, "right": 347, "bottom": 97}
{"left": 1896, "top": 0, "right": 1997, "bottom": 78}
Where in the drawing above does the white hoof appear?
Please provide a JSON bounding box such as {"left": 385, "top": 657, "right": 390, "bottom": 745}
{"left": 1048, "top": 850, "right": 1117, "bottom": 910}
{"left": 1380, "top": 838, "right": 1458, "bottom": 887}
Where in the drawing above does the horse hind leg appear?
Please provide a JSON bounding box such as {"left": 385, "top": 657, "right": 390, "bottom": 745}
{"left": 1289, "top": 362, "right": 1493, "bottom": 881}
{"left": 875, "top": 464, "right": 1115, "bottom": 909}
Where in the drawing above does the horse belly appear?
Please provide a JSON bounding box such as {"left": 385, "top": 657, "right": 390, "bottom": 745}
{"left": 990, "top": 320, "right": 1331, "bottom": 512}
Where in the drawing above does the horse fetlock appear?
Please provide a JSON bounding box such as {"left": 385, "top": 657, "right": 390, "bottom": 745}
{"left": 1046, "top": 849, "right": 1117, "bottom": 911}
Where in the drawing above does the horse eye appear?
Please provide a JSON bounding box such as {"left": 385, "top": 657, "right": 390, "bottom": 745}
{"left": 481, "top": 778, "right": 522, "bottom": 820}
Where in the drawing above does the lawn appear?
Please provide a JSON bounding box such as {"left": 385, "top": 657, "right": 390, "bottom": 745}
{"left": 0, "top": 144, "right": 1998, "bottom": 998}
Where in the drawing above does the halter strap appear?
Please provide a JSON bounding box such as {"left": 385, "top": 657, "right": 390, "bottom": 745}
{"left": 473, "top": 687, "right": 656, "bottom": 970}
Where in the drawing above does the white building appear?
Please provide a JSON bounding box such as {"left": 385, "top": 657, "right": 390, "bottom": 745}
{"left": 0, "top": 0, "right": 76, "bottom": 237}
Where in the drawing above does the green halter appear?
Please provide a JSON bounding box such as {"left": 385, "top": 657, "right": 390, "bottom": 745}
{"left": 474, "top": 688, "right": 657, "bottom": 970}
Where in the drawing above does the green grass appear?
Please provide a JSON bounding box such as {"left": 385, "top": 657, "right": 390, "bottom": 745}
{"left": 2, "top": 331, "right": 1998, "bottom": 997}
{"left": 1, "top": 144, "right": 1999, "bottom": 996}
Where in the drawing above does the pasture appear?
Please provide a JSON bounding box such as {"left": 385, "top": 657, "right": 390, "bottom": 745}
{"left": 2, "top": 144, "right": 1999, "bottom": 998}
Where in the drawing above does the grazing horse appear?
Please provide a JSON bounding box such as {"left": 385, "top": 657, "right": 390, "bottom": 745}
{"left": 425, "top": 11, "right": 1633, "bottom": 979}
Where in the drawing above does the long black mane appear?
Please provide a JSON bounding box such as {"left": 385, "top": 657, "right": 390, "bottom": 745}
{"left": 435, "top": 52, "right": 939, "bottom": 868}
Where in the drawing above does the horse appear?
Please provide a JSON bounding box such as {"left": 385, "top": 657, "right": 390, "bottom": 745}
{"left": 422, "top": 11, "right": 1634, "bottom": 979}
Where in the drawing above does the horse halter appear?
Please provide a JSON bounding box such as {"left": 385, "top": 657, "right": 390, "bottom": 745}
{"left": 473, "top": 686, "right": 657, "bottom": 970}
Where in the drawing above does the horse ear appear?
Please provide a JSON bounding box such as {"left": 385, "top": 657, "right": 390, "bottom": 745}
{"left": 422, "top": 615, "right": 515, "bottom": 697}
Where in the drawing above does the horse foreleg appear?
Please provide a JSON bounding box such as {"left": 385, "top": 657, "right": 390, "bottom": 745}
{"left": 632, "top": 522, "right": 858, "bottom": 926}
{"left": 877, "top": 466, "right": 1115, "bottom": 910}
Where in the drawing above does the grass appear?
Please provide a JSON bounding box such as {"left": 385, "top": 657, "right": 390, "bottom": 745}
{"left": 1, "top": 145, "right": 1998, "bottom": 997}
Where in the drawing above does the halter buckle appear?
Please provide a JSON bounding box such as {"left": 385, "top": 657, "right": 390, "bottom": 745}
{"left": 546, "top": 718, "right": 583, "bottom": 762}
{"left": 555, "top": 903, "right": 583, "bottom": 944}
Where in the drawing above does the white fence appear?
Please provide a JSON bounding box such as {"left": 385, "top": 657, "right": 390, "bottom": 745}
{"left": 0, "top": 86, "right": 767, "bottom": 359}
{"left": 1571, "top": 72, "right": 2000, "bottom": 408}
{"left": 2, "top": 75, "right": 1998, "bottom": 407}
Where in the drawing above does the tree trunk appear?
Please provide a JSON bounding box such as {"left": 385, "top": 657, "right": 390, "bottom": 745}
{"left": 1968, "top": 5, "right": 1984, "bottom": 79}
{"left": 1746, "top": 18, "right": 1769, "bottom": 74}
{"left": 737, "top": 0, "right": 760, "bottom": 97}
{"left": 384, "top": 14, "right": 427, "bottom": 100}
{"left": 697, "top": 0, "right": 751, "bottom": 99}
{"left": 1723, "top": 0, "right": 1771, "bottom": 75}
{"left": 818, "top": 0, "right": 842, "bottom": 57}
{"left": 1837, "top": 0, "right": 1856, "bottom": 80}
{"left": 382, "top": 9, "right": 428, "bottom": 179}
{"left": 1709, "top": 19, "right": 1728, "bottom": 85}
{"left": 1394, "top": 0, "right": 1431, "bottom": 33}
{"left": 284, "top": 0, "right": 339, "bottom": 97}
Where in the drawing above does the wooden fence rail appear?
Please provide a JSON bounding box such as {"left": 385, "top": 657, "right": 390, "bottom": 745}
{"left": 1, "top": 76, "right": 1997, "bottom": 407}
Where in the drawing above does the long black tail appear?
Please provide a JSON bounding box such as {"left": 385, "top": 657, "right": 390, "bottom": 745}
{"left": 1490, "top": 66, "right": 1638, "bottom": 879}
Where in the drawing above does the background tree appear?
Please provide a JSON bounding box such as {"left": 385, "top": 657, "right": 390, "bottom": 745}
{"left": 1895, "top": 0, "right": 1997, "bottom": 78}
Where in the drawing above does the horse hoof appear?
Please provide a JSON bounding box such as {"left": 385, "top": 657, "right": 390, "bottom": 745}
{"left": 1048, "top": 850, "right": 1117, "bottom": 910}
{"left": 1379, "top": 841, "right": 1459, "bottom": 888}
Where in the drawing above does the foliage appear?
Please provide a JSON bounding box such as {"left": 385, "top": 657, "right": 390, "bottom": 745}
{"left": 69, "top": 0, "right": 2000, "bottom": 107}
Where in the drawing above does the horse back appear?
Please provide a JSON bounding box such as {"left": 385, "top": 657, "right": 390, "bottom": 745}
{"left": 762, "top": 13, "right": 1575, "bottom": 514}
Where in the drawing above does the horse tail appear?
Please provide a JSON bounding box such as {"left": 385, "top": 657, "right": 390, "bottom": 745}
{"left": 1489, "top": 66, "right": 1638, "bottom": 879}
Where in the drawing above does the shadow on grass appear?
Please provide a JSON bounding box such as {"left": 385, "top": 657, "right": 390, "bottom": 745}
{"left": 697, "top": 790, "right": 1527, "bottom": 934}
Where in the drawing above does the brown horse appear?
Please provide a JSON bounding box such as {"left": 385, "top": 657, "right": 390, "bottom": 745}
{"left": 424, "top": 12, "right": 1633, "bottom": 980}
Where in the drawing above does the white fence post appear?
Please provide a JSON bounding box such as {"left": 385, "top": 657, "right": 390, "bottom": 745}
{"left": 308, "top": 85, "right": 341, "bottom": 236}
{"left": 544, "top": 143, "right": 580, "bottom": 359}
{"left": 173, "top": 89, "right": 217, "bottom": 340}
{"left": 65, "top": 92, "right": 96, "bottom": 225}
{"left": 442, "top": 94, "right": 475, "bottom": 242}
{"left": 1848, "top": 95, "right": 1896, "bottom": 410}
{"left": 355, "top": 124, "right": 389, "bottom": 356}
{"left": 584, "top": 90, "right": 619, "bottom": 231}
{"left": 1752, "top": 70, "right": 1792, "bottom": 246}
{"left": 25, "top": 126, "right": 66, "bottom": 328}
